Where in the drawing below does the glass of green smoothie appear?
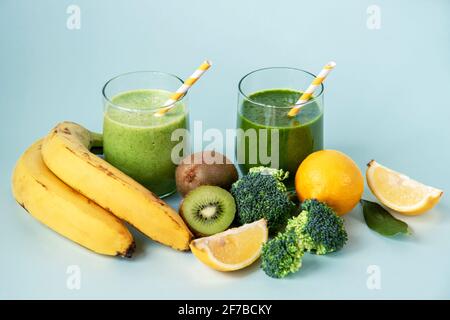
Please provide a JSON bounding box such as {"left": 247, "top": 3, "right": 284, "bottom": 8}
{"left": 102, "top": 71, "right": 189, "bottom": 198}
{"left": 236, "top": 67, "right": 324, "bottom": 189}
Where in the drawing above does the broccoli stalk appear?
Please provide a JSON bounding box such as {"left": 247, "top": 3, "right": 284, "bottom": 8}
{"left": 231, "top": 167, "right": 295, "bottom": 233}
{"left": 261, "top": 199, "right": 348, "bottom": 278}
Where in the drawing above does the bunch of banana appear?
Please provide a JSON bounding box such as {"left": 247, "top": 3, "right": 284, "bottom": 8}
{"left": 12, "top": 140, "right": 135, "bottom": 257}
{"left": 12, "top": 122, "right": 193, "bottom": 257}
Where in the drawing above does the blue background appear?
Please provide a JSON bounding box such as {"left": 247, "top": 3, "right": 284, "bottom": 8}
{"left": 1, "top": 0, "right": 449, "bottom": 299}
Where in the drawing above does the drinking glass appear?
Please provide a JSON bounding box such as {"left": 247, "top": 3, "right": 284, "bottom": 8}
{"left": 236, "top": 67, "right": 324, "bottom": 189}
{"left": 102, "top": 71, "right": 189, "bottom": 198}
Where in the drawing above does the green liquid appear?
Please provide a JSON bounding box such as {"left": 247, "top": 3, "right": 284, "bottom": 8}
{"left": 237, "top": 89, "right": 323, "bottom": 188}
{"left": 103, "top": 89, "right": 188, "bottom": 197}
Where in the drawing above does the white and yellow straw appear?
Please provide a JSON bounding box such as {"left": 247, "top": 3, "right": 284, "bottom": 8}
{"left": 287, "top": 61, "right": 336, "bottom": 117}
{"left": 155, "top": 60, "right": 212, "bottom": 117}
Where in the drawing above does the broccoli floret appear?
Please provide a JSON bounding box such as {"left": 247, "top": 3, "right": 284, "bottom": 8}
{"left": 231, "top": 167, "right": 295, "bottom": 233}
{"left": 261, "top": 228, "right": 304, "bottom": 278}
{"left": 292, "top": 199, "right": 348, "bottom": 255}
{"left": 261, "top": 199, "right": 347, "bottom": 278}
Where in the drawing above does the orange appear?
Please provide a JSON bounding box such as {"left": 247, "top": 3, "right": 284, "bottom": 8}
{"left": 295, "top": 150, "right": 364, "bottom": 216}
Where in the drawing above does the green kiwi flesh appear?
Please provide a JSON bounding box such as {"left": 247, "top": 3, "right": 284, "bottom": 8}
{"left": 179, "top": 186, "right": 236, "bottom": 236}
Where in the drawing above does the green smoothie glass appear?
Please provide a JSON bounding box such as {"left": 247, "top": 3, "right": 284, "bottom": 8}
{"left": 102, "top": 71, "right": 189, "bottom": 198}
{"left": 236, "top": 67, "right": 324, "bottom": 189}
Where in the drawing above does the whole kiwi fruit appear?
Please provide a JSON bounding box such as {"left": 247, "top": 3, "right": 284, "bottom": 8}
{"left": 176, "top": 151, "right": 238, "bottom": 197}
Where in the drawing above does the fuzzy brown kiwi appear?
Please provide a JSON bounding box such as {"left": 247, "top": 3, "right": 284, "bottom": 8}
{"left": 175, "top": 151, "right": 238, "bottom": 197}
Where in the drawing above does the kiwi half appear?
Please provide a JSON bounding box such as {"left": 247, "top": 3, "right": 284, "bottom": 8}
{"left": 179, "top": 186, "right": 236, "bottom": 236}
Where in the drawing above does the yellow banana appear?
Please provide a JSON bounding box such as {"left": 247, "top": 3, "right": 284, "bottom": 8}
{"left": 12, "top": 140, "right": 135, "bottom": 257}
{"left": 42, "top": 122, "right": 193, "bottom": 251}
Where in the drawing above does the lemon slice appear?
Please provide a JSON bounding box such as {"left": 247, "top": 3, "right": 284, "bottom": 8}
{"left": 190, "top": 219, "right": 268, "bottom": 271}
{"left": 366, "top": 160, "right": 443, "bottom": 215}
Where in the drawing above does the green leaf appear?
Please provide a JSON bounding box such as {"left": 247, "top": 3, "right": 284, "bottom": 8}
{"left": 361, "top": 200, "right": 410, "bottom": 237}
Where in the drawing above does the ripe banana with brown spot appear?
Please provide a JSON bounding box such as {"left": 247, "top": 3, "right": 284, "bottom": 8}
{"left": 42, "top": 122, "right": 193, "bottom": 250}
{"left": 12, "top": 140, "right": 135, "bottom": 257}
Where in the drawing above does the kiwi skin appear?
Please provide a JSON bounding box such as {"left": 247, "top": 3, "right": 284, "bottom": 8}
{"left": 179, "top": 186, "right": 236, "bottom": 237}
{"left": 176, "top": 151, "right": 238, "bottom": 197}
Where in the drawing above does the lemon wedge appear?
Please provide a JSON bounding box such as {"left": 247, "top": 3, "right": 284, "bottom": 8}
{"left": 190, "top": 219, "right": 268, "bottom": 271}
{"left": 366, "top": 160, "right": 443, "bottom": 215}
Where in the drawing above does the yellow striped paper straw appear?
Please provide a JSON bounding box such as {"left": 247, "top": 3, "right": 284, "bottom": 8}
{"left": 287, "top": 61, "right": 336, "bottom": 117}
{"left": 155, "top": 60, "right": 212, "bottom": 117}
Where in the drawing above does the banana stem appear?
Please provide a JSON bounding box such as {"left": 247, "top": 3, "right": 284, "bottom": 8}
{"left": 89, "top": 132, "right": 103, "bottom": 155}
